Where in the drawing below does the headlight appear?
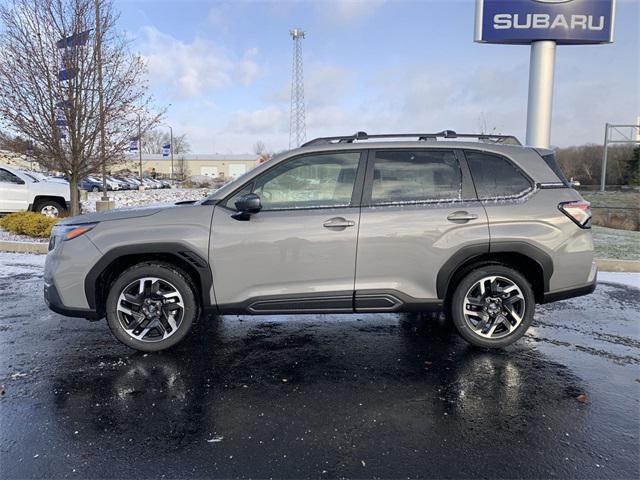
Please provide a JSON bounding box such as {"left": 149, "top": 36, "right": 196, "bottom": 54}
{"left": 49, "top": 223, "right": 96, "bottom": 250}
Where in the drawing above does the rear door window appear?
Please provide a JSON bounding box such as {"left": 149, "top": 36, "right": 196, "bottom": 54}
{"left": 369, "top": 150, "right": 462, "bottom": 205}
{"left": 465, "top": 151, "right": 533, "bottom": 199}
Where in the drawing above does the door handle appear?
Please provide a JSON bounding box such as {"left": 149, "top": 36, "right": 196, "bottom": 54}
{"left": 323, "top": 217, "right": 356, "bottom": 229}
{"left": 447, "top": 211, "right": 478, "bottom": 222}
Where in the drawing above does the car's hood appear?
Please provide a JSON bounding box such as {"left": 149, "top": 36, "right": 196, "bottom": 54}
{"left": 30, "top": 180, "right": 70, "bottom": 199}
{"left": 59, "top": 202, "right": 190, "bottom": 225}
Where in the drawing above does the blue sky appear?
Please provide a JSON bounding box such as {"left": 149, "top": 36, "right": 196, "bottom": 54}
{"left": 115, "top": 0, "right": 639, "bottom": 153}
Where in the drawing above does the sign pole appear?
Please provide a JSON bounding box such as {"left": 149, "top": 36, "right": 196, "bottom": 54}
{"left": 600, "top": 123, "right": 610, "bottom": 192}
{"left": 525, "top": 40, "right": 556, "bottom": 148}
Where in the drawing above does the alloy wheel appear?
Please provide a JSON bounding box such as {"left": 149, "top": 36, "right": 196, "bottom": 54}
{"left": 462, "top": 275, "right": 526, "bottom": 339}
{"left": 40, "top": 205, "right": 60, "bottom": 217}
{"left": 116, "top": 277, "right": 185, "bottom": 343}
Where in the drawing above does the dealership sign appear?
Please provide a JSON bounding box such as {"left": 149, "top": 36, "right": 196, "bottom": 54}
{"left": 475, "top": 0, "right": 616, "bottom": 45}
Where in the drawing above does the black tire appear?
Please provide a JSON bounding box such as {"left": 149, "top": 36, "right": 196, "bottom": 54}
{"left": 33, "top": 199, "right": 66, "bottom": 217}
{"left": 106, "top": 262, "right": 199, "bottom": 352}
{"left": 91, "top": 186, "right": 100, "bottom": 192}
{"left": 450, "top": 265, "right": 535, "bottom": 348}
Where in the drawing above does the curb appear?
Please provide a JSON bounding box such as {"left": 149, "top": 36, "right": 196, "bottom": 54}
{"left": 0, "top": 240, "right": 48, "bottom": 254}
{"left": 596, "top": 258, "right": 640, "bottom": 273}
{"left": 1, "top": 241, "right": 639, "bottom": 272}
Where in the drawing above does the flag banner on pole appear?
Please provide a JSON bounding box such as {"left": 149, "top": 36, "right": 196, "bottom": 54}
{"left": 56, "top": 30, "right": 91, "bottom": 49}
{"left": 129, "top": 138, "right": 139, "bottom": 152}
{"left": 55, "top": 108, "right": 67, "bottom": 127}
{"left": 162, "top": 143, "right": 171, "bottom": 157}
{"left": 55, "top": 99, "right": 72, "bottom": 108}
{"left": 58, "top": 68, "right": 76, "bottom": 81}
{"left": 59, "top": 127, "right": 68, "bottom": 140}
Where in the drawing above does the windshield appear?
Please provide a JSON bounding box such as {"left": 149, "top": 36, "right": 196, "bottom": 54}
{"left": 20, "top": 171, "right": 38, "bottom": 182}
{"left": 200, "top": 154, "right": 281, "bottom": 204}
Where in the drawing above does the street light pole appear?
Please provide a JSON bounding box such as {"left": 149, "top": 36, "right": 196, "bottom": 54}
{"left": 169, "top": 125, "right": 174, "bottom": 184}
{"left": 95, "top": 0, "right": 109, "bottom": 204}
{"left": 138, "top": 112, "right": 142, "bottom": 178}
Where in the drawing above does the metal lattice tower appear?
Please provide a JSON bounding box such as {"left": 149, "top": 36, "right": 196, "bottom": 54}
{"left": 289, "top": 28, "right": 306, "bottom": 149}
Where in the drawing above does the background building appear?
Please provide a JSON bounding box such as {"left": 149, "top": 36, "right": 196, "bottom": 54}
{"left": 115, "top": 153, "right": 259, "bottom": 180}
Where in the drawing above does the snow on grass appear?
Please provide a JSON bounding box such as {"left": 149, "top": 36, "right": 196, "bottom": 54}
{"left": 592, "top": 226, "right": 640, "bottom": 261}
{"left": 581, "top": 190, "right": 640, "bottom": 209}
{"left": 0, "top": 227, "right": 48, "bottom": 243}
{"left": 81, "top": 188, "right": 215, "bottom": 213}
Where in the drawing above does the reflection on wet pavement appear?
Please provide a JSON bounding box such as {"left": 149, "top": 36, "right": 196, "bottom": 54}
{"left": 0, "top": 254, "right": 638, "bottom": 478}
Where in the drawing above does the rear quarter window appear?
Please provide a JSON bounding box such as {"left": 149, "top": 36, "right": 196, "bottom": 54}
{"left": 541, "top": 152, "right": 570, "bottom": 187}
{"left": 465, "top": 151, "right": 533, "bottom": 199}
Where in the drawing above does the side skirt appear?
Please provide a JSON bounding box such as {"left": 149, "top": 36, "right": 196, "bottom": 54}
{"left": 217, "top": 290, "right": 443, "bottom": 315}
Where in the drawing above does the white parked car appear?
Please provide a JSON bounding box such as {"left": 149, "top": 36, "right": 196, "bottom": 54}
{"left": 0, "top": 164, "right": 72, "bottom": 217}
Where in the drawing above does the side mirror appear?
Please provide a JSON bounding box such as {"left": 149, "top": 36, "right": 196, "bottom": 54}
{"left": 232, "top": 193, "right": 262, "bottom": 221}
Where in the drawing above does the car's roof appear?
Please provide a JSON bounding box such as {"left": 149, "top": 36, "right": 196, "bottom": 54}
{"left": 207, "top": 138, "right": 564, "bottom": 203}
{"left": 291, "top": 140, "right": 534, "bottom": 156}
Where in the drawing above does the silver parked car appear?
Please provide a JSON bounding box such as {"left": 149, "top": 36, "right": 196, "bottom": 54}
{"left": 44, "top": 131, "right": 596, "bottom": 351}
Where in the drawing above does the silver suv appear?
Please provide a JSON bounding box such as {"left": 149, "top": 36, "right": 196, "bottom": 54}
{"left": 44, "top": 131, "right": 596, "bottom": 351}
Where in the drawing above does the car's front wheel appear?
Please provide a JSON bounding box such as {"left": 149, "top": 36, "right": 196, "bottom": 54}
{"left": 106, "top": 262, "right": 199, "bottom": 352}
{"left": 34, "top": 199, "right": 66, "bottom": 218}
{"left": 450, "top": 265, "right": 535, "bottom": 348}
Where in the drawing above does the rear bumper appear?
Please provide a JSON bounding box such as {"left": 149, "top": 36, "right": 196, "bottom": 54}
{"left": 44, "top": 281, "right": 100, "bottom": 320}
{"left": 541, "top": 275, "right": 597, "bottom": 303}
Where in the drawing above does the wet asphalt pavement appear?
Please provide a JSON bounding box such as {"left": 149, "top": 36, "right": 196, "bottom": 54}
{"left": 0, "top": 253, "right": 639, "bottom": 479}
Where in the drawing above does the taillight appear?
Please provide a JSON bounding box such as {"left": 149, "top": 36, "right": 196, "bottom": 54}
{"left": 559, "top": 201, "right": 591, "bottom": 228}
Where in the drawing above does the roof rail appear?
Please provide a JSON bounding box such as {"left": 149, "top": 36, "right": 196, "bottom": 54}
{"left": 301, "top": 130, "right": 521, "bottom": 147}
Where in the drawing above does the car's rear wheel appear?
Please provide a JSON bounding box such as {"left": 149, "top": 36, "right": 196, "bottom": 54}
{"left": 106, "top": 262, "right": 198, "bottom": 352}
{"left": 34, "top": 199, "right": 66, "bottom": 218}
{"left": 450, "top": 265, "right": 534, "bottom": 348}
{"left": 91, "top": 186, "right": 100, "bottom": 192}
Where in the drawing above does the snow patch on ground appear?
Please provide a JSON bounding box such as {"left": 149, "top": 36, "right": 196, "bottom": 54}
{"left": 81, "top": 188, "right": 215, "bottom": 213}
{"left": 598, "top": 272, "right": 640, "bottom": 289}
{"left": 0, "top": 252, "right": 45, "bottom": 278}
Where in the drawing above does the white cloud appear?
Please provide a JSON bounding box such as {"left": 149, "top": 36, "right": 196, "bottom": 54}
{"left": 139, "top": 26, "right": 260, "bottom": 98}
{"left": 165, "top": 58, "right": 637, "bottom": 152}
{"left": 226, "top": 106, "right": 289, "bottom": 135}
{"left": 237, "top": 48, "right": 260, "bottom": 86}
{"left": 306, "top": 64, "right": 355, "bottom": 105}
{"left": 320, "top": 0, "right": 386, "bottom": 24}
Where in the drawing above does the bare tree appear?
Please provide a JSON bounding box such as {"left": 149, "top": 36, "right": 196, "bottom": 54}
{"left": 555, "top": 144, "right": 635, "bottom": 186}
{"left": 253, "top": 140, "right": 271, "bottom": 163}
{"left": 173, "top": 156, "right": 189, "bottom": 182}
{"left": 477, "top": 112, "right": 500, "bottom": 135}
{"left": 141, "top": 129, "right": 190, "bottom": 154}
{"left": 0, "top": 0, "right": 162, "bottom": 214}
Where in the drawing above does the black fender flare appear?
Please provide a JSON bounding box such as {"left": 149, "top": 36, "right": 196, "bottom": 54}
{"left": 436, "top": 241, "right": 553, "bottom": 299}
{"left": 84, "top": 243, "right": 213, "bottom": 310}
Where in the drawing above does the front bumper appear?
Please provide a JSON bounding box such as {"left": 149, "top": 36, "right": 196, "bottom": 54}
{"left": 44, "top": 233, "right": 104, "bottom": 320}
{"left": 44, "top": 281, "right": 100, "bottom": 320}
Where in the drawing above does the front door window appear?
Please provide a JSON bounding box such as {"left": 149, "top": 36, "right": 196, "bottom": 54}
{"left": 249, "top": 152, "right": 361, "bottom": 210}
